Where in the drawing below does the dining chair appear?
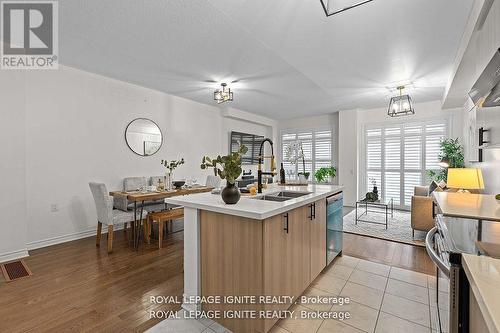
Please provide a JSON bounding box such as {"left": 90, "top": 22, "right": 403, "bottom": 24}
{"left": 89, "top": 182, "right": 148, "bottom": 253}
{"left": 205, "top": 175, "right": 221, "bottom": 188}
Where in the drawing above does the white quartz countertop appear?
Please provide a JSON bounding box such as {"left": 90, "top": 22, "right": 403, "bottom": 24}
{"left": 165, "top": 184, "right": 344, "bottom": 220}
{"left": 462, "top": 254, "right": 500, "bottom": 333}
{"left": 433, "top": 192, "right": 500, "bottom": 222}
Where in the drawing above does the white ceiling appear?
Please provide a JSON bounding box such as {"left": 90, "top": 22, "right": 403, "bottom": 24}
{"left": 60, "top": 0, "right": 474, "bottom": 120}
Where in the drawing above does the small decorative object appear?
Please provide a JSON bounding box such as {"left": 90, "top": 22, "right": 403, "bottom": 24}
{"left": 496, "top": 194, "right": 500, "bottom": 200}
{"left": 365, "top": 191, "right": 378, "bottom": 202}
{"left": 428, "top": 138, "right": 465, "bottom": 182}
{"left": 314, "top": 166, "right": 337, "bottom": 183}
{"left": 172, "top": 180, "right": 186, "bottom": 189}
{"left": 370, "top": 177, "right": 378, "bottom": 195}
{"left": 388, "top": 86, "right": 415, "bottom": 117}
{"left": 214, "top": 83, "right": 233, "bottom": 104}
{"left": 161, "top": 158, "right": 185, "bottom": 191}
{"left": 280, "top": 163, "right": 286, "bottom": 184}
{"left": 200, "top": 144, "right": 248, "bottom": 204}
{"left": 285, "top": 140, "right": 309, "bottom": 183}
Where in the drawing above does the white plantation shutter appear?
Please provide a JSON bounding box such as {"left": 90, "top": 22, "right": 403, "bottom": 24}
{"left": 384, "top": 136, "right": 401, "bottom": 169}
{"left": 404, "top": 172, "right": 421, "bottom": 206}
{"left": 425, "top": 122, "right": 446, "bottom": 170}
{"left": 281, "top": 128, "right": 334, "bottom": 181}
{"left": 364, "top": 119, "right": 449, "bottom": 209}
{"left": 385, "top": 172, "right": 401, "bottom": 205}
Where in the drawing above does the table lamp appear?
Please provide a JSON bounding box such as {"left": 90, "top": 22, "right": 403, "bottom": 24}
{"left": 446, "top": 168, "right": 485, "bottom": 193}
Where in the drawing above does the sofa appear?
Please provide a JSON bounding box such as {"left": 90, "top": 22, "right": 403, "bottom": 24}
{"left": 411, "top": 185, "right": 437, "bottom": 237}
{"left": 411, "top": 181, "right": 462, "bottom": 237}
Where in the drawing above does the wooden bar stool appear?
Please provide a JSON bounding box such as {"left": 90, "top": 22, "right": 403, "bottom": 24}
{"left": 146, "top": 208, "right": 184, "bottom": 248}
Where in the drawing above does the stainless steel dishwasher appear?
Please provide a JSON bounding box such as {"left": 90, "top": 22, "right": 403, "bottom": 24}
{"left": 326, "top": 192, "right": 343, "bottom": 265}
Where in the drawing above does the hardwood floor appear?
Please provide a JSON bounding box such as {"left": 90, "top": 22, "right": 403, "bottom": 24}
{"left": 0, "top": 228, "right": 184, "bottom": 333}
{"left": 342, "top": 206, "right": 435, "bottom": 275}
{"left": 0, "top": 214, "right": 434, "bottom": 332}
{"left": 343, "top": 233, "right": 435, "bottom": 275}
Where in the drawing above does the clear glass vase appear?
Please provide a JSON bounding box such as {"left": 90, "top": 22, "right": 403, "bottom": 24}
{"left": 165, "top": 171, "right": 173, "bottom": 191}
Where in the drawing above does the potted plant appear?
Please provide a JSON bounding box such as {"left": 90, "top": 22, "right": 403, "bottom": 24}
{"left": 200, "top": 145, "right": 248, "bottom": 204}
{"left": 284, "top": 140, "right": 309, "bottom": 183}
{"left": 428, "top": 138, "right": 465, "bottom": 182}
{"left": 160, "top": 158, "right": 185, "bottom": 190}
{"left": 314, "top": 166, "right": 337, "bottom": 183}
{"left": 365, "top": 178, "right": 379, "bottom": 202}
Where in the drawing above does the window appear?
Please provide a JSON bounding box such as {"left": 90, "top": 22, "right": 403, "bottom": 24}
{"left": 230, "top": 131, "right": 264, "bottom": 165}
{"left": 281, "top": 128, "right": 334, "bottom": 182}
{"left": 363, "top": 119, "right": 448, "bottom": 209}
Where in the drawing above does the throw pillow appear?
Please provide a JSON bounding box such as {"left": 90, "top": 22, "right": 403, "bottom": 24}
{"left": 429, "top": 181, "right": 439, "bottom": 194}
{"left": 438, "top": 180, "right": 447, "bottom": 189}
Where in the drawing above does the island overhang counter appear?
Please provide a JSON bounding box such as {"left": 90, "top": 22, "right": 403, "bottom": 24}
{"left": 165, "top": 184, "right": 344, "bottom": 333}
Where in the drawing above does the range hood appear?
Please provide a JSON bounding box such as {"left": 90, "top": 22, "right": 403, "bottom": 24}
{"left": 468, "top": 47, "right": 500, "bottom": 107}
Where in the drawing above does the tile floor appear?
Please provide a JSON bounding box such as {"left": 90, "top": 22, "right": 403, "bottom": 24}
{"left": 146, "top": 255, "right": 446, "bottom": 333}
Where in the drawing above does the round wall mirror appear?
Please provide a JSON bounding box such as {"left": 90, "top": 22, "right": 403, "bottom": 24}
{"left": 125, "top": 118, "right": 163, "bottom": 156}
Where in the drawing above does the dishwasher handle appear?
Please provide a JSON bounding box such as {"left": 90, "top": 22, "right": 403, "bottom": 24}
{"left": 327, "top": 192, "right": 343, "bottom": 204}
{"left": 425, "top": 227, "right": 450, "bottom": 277}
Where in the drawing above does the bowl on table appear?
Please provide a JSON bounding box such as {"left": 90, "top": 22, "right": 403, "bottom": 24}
{"left": 172, "top": 180, "right": 186, "bottom": 189}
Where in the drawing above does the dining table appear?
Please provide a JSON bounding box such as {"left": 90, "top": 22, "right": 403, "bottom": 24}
{"left": 109, "top": 186, "right": 213, "bottom": 249}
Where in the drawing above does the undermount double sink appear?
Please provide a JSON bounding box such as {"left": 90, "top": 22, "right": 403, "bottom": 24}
{"left": 253, "top": 191, "right": 311, "bottom": 202}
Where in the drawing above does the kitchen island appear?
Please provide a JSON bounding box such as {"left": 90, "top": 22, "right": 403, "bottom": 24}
{"left": 165, "top": 184, "right": 343, "bottom": 333}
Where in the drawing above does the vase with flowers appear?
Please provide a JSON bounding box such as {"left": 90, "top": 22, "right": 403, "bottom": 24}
{"left": 161, "top": 158, "right": 185, "bottom": 191}
{"left": 200, "top": 144, "right": 248, "bottom": 204}
{"left": 284, "top": 140, "right": 309, "bottom": 183}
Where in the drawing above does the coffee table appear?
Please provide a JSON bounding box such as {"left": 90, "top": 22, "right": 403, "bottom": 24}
{"left": 355, "top": 198, "right": 394, "bottom": 229}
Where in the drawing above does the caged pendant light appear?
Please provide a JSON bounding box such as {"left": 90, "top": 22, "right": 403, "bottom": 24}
{"left": 388, "top": 86, "right": 415, "bottom": 117}
{"left": 214, "top": 83, "right": 233, "bottom": 104}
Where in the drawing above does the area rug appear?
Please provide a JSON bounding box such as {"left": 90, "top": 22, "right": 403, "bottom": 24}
{"left": 343, "top": 209, "right": 426, "bottom": 247}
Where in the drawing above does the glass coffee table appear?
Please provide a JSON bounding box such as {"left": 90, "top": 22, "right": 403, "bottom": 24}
{"left": 355, "top": 198, "right": 394, "bottom": 229}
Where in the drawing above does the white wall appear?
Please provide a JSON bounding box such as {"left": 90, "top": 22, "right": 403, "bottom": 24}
{"left": 0, "top": 65, "right": 275, "bottom": 258}
{"left": 0, "top": 71, "right": 29, "bottom": 262}
{"left": 338, "top": 110, "right": 358, "bottom": 206}
{"left": 458, "top": 0, "right": 500, "bottom": 195}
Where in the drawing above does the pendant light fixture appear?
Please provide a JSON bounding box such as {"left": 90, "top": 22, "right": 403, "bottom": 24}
{"left": 320, "top": 0, "right": 374, "bottom": 17}
{"left": 388, "top": 86, "right": 415, "bottom": 117}
{"left": 214, "top": 83, "right": 233, "bottom": 104}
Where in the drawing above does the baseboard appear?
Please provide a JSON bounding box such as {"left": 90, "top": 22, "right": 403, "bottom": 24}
{"left": 0, "top": 249, "right": 29, "bottom": 264}
{"left": 26, "top": 224, "right": 124, "bottom": 251}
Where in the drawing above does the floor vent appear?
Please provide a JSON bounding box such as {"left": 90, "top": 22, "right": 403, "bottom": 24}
{"left": 1, "top": 260, "right": 32, "bottom": 282}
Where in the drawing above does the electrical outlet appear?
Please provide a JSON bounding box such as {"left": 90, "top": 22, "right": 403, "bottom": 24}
{"left": 50, "top": 204, "right": 58, "bottom": 212}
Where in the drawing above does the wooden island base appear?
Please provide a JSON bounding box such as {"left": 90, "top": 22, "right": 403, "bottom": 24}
{"left": 200, "top": 198, "right": 327, "bottom": 333}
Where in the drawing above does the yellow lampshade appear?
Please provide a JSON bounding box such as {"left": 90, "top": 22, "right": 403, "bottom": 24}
{"left": 446, "top": 168, "right": 485, "bottom": 190}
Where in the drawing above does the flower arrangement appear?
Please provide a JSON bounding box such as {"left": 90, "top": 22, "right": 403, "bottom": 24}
{"left": 200, "top": 145, "right": 248, "bottom": 185}
{"left": 161, "top": 158, "right": 185, "bottom": 173}
{"left": 284, "top": 140, "right": 309, "bottom": 180}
